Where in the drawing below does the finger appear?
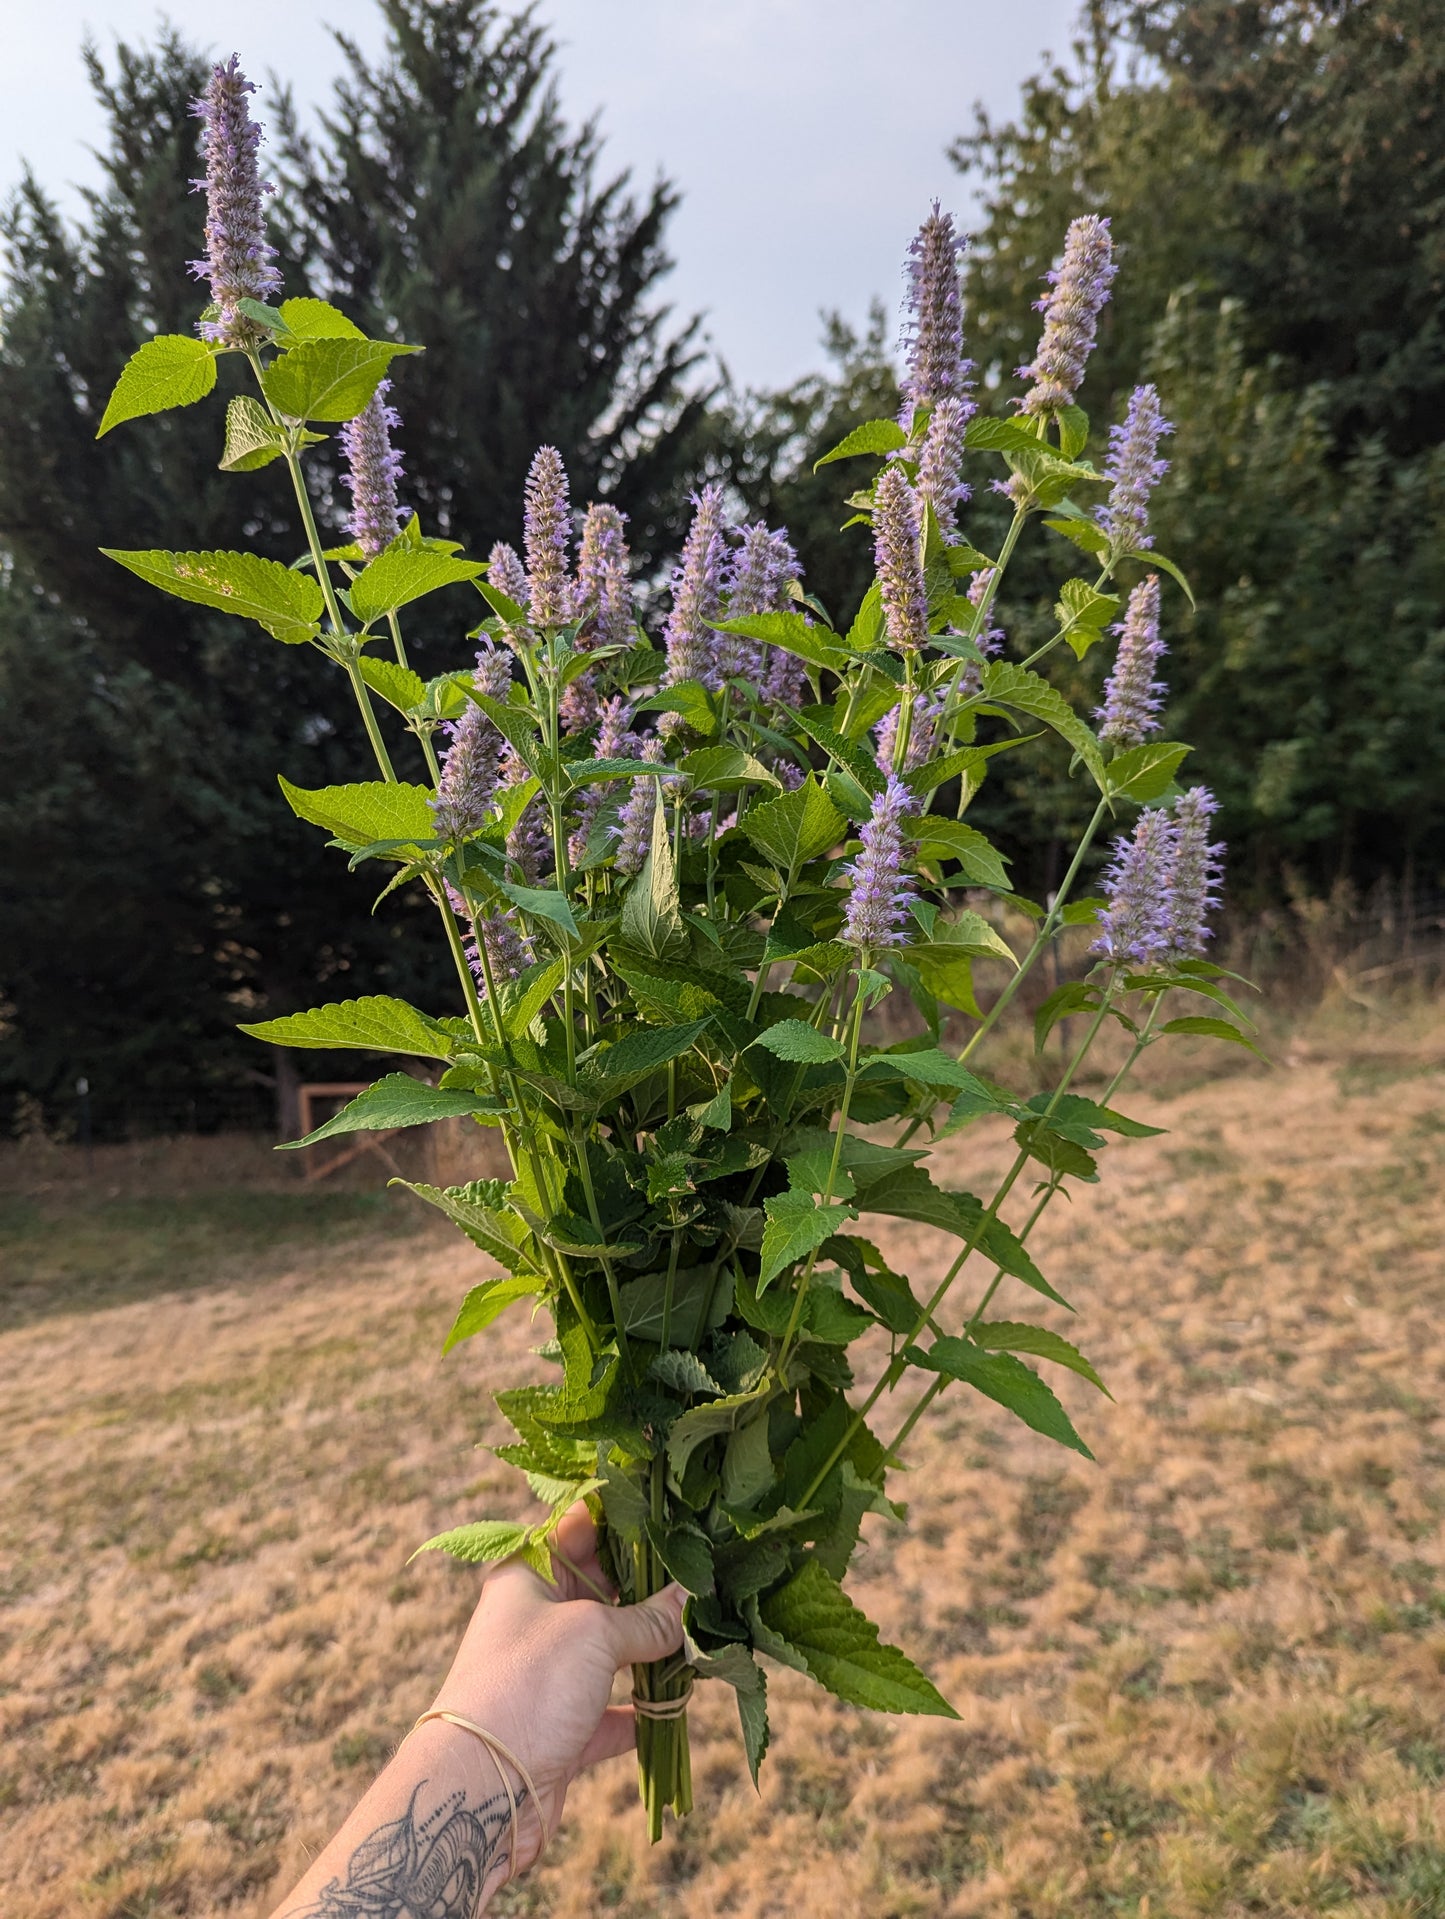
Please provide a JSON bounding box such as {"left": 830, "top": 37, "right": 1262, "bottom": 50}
{"left": 604, "top": 1583, "right": 687, "bottom": 1668}
{"left": 554, "top": 1501, "right": 598, "bottom": 1563}
{"left": 577, "top": 1704, "right": 638, "bottom": 1771}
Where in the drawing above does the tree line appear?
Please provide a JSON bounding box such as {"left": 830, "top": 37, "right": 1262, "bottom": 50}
{"left": 1, "top": 0, "right": 1440, "bottom": 1134}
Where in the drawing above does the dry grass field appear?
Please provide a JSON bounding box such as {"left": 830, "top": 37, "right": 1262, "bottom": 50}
{"left": 4, "top": 1003, "right": 1445, "bottom": 1919}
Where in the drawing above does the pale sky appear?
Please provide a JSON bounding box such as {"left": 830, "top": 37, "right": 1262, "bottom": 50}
{"left": 3, "top": 0, "right": 1080, "bottom": 391}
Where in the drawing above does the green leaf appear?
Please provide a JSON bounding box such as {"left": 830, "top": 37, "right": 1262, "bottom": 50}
{"left": 495, "top": 881, "right": 579, "bottom": 943}
{"left": 1105, "top": 741, "right": 1192, "bottom": 802}
{"left": 238, "top": 993, "right": 453, "bottom": 1061}
{"left": 793, "top": 704, "right": 886, "bottom": 796}
{"left": 646, "top": 1518, "right": 715, "bottom": 1596}
{"left": 101, "top": 548, "right": 324, "bottom": 645}
{"left": 359, "top": 657, "right": 427, "bottom": 713}
{"left": 759, "top": 1191, "right": 855, "bottom": 1290}
{"left": 277, "top": 297, "right": 366, "bottom": 341}
{"left": 619, "top": 1265, "right": 733, "bottom": 1346}
{"left": 869, "top": 1047, "right": 1009, "bottom": 1103}
{"left": 633, "top": 681, "right": 717, "bottom": 736}
{"left": 965, "top": 414, "right": 1051, "bottom": 457}
{"left": 813, "top": 418, "right": 909, "bottom": 469}
{"left": 908, "top": 816, "right": 1010, "bottom": 887}
{"left": 1033, "top": 980, "right": 1100, "bottom": 1052}
{"left": 1057, "top": 405, "right": 1089, "bottom": 460}
{"left": 395, "top": 1178, "right": 535, "bottom": 1273}
{"left": 979, "top": 661, "right": 1103, "bottom": 780}
{"left": 278, "top": 1074, "right": 484, "bottom": 1148}
{"left": 1144, "top": 548, "right": 1196, "bottom": 610}
{"left": 741, "top": 779, "right": 847, "bottom": 874}
{"left": 414, "top": 1520, "right": 529, "bottom": 1565}
{"left": 678, "top": 745, "right": 781, "bottom": 793}
{"left": 278, "top": 776, "right": 435, "bottom": 848}
{"left": 713, "top": 610, "right": 851, "bottom": 676}
{"left": 442, "top": 1276, "right": 547, "bottom": 1353}
{"left": 263, "top": 336, "right": 421, "bottom": 423}
{"left": 349, "top": 546, "right": 486, "bottom": 625}
{"left": 621, "top": 788, "right": 687, "bottom": 959}
{"left": 667, "top": 1385, "right": 772, "bottom": 1480}
{"left": 97, "top": 334, "right": 216, "bottom": 437}
{"left": 579, "top": 1017, "right": 712, "bottom": 1099}
{"left": 218, "top": 395, "right": 287, "bottom": 471}
{"left": 757, "top": 1559, "right": 957, "bottom": 1716}
{"left": 1160, "top": 1016, "right": 1267, "bottom": 1057}
{"left": 751, "top": 1020, "right": 846, "bottom": 1064}
{"left": 853, "top": 1168, "right": 1072, "bottom": 1310}
{"left": 904, "top": 1337, "right": 1094, "bottom": 1458}
{"left": 687, "top": 1644, "right": 769, "bottom": 1786}
{"left": 973, "top": 1321, "right": 1110, "bottom": 1395}
{"left": 1044, "top": 514, "right": 1111, "bottom": 559}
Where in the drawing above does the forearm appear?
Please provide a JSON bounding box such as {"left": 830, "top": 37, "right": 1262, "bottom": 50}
{"left": 270, "top": 1719, "right": 521, "bottom": 1918}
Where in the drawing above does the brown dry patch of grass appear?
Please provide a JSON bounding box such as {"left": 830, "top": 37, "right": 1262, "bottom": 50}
{"left": 4, "top": 1006, "right": 1445, "bottom": 1918}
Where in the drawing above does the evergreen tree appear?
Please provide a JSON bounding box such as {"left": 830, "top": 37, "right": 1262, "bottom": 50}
{"left": 272, "top": 0, "right": 711, "bottom": 619}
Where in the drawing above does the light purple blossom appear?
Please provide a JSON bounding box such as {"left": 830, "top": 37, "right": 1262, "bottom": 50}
{"left": 874, "top": 695, "right": 941, "bottom": 775}
{"left": 569, "top": 696, "right": 640, "bottom": 865}
{"left": 841, "top": 774, "right": 918, "bottom": 951}
{"left": 1018, "top": 214, "right": 1117, "bottom": 416}
{"left": 966, "top": 568, "right": 1005, "bottom": 658}
{"left": 1097, "top": 385, "right": 1173, "bottom": 551}
{"left": 523, "top": 446, "right": 572, "bottom": 627}
{"left": 447, "top": 889, "right": 533, "bottom": 994}
{"left": 502, "top": 747, "right": 551, "bottom": 883}
{"left": 188, "top": 56, "right": 283, "bottom": 346}
{"left": 432, "top": 702, "right": 504, "bottom": 840}
{"left": 662, "top": 486, "right": 728, "bottom": 716}
{"left": 487, "top": 541, "right": 530, "bottom": 613}
{"left": 1090, "top": 807, "right": 1173, "bottom": 967}
{"left": 901, "top": 203, "right": 973, "bottom": 423}
{"left": 1096, "top": 574, "right": 1166, "bottom": 748}
{"left": 916, "top": 396, "right": 972, "bottom": 542}
{"left": 1162, "top": 787, "right": 1225, "bottom": 962}
{"left": 614, "top": 737, "right": 665, "bottom": 876}
{"left": 570, "top": 504, "right": 633, "bottom": 648}
{"left": 339, "top": 381, "right": 405, "bottom": 560}
{"left": 762, "top": 646, "right": 807, "bottom": 714}
{"left": 873, "top": 466, "right": 928, "bottom": 654}
{"left": 720, "top": 523, "right": 799, "bottom": 682}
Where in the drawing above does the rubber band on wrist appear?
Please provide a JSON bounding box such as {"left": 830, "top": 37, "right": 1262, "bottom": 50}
{"left": 410, "top": 1709, "right": 549, "bottom": 1878}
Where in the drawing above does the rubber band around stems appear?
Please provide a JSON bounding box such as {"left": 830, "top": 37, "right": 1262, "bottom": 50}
{"left": 631, "top": 1681, "right": 693, "bottom": 1721}
{"left": 410, "top": 1709, "right": 550, "bottom": 1880}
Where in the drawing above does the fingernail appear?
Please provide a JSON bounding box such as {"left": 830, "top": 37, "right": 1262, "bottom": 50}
{"left": 664, "top": 1582, "right": 687, "bottom": 1607}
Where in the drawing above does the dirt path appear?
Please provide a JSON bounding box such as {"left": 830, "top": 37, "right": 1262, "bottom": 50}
{"left": 4, "top": 1014, "right": 1445, "bottom": 1917}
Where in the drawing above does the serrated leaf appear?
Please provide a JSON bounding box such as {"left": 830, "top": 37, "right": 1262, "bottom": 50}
{"left": 238, "top": 993, "right": 453, "bottom": 1060}
{"left": 1105, "top": 741, "right": 1192, "bottom": 802}
{"left": 793, "top": 704, "right": 886, "bottom": 796}
{"left": 579, "top": 1016, "right": 712, "bottom": 1099}
{"left": 868, "top": 1047, "right": 1010, "bottom": 1103}
{"left": 965, "top": 415, "right": 1050, "bottom": 456}
{"left": 278, "top": 1074, "right": 485, "bottom": 1148}
{"left": 394, "top": 1179, "right": 535, "bottom": 1273}
{"left": 349, "top": 546, "right": 486, "bottom": 624}
{"left": 277, "top": 297, "right": 366, "bottom": 341}
{"left": 759, "top": 1190, "right": 855, "bottom": 1290}
{"left": 853, "top": 1168, "right": 1071, "bottom": 1309}
{"left": 263, "top": 336, "right": 421, "bottom": 423}
{"left": 678, "top": 745, "right": 781, "bottom": 793}
{"left": 97, "top": 334, "right": 216, "bottom": 436}
{"left": 813, "top": 417, "right": 909, "bottom": 468}
{"left": 1033, "top": 979, "right": 1101, "bottom": 1052}
{"left": 621, "top": 788, "right": 687, "bottom": 959}
{"left": 667, "top": 1385, "right": 772, "bottom": 1479}
{"left": 713, "top": 610, "right": 851, "bottom": 676}
{"left": 908, "top": 816, "right": 1010, "bottom": 887}
{"left": 646, "top": 1517, "right": 715, "bottom": 1595}
{"left": 101, "top": 548, "right": 324, "bottom": 645}
{"left": 413, "top": 1519, "right": 529, "bottom": 1565}
{"left": 741, "top": 779, "right": 847, "bottom": 874}
{"left": 633, "top": 680, "right": 717, "bottom": 736}
{"left": 442, "top": 1275, "right": 547, "bottom": 1353}
{"left": 1044, "top": 513, "right": 1111, "bottom": 558}
{"left": 359, "top": 657, "right": 427, "bottom": 713}
{"left": 278, "top": 775, "right": 435, "bottom": 848}
{"left": 751, "top": 1019, "right": 845, "bottom": 1064}
{"left": 904, "top": 1337, "right": 1094, "bottom": 1458}
{"left": 979, "top": 661, "right": 1103, "bottom": 780}
{"left": 1160, "top": 1016, "right": 1267, "bottom": 1057}
{"left": 218, "top": 395, "right": 287, "bottom": 471}
{"left": 973, "top": 1321, "right": 1110, "bottom": 1395}
{"left": 757, "top": 1559, "right": 957, "bottom": 1716}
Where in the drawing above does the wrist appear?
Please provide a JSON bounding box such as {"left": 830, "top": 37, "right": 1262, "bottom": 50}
{"left": 410, "top": 1709, "right": 547, "bottom": 1884}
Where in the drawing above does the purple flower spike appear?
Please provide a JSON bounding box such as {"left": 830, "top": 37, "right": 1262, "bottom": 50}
{"left": 570, "top": 696, "right": 640, "bottom": 864}
{"left": 570, "top": 504, "right": 633, "bottom": 649}
{"left": 1090, "top": 808, "right": 1173, "bottom": 967}
{"left": 1097, "top": 385, "right": 1173, "bottom": 552}
{"left": 448, "top": 892, "right": 533, "bottom": 995}
{"left": 1097, "top": 575, "right": 1166, "bottom": 748}
{"left": 502, "top": 748, "right": 551, "bottom": 884}
{"left": 916, "top": 395, "right": 972, "bottom": 543}
{"left": 874, "top": 695, "right": 940, "bottom": 775}
{"left": 842, "top": 774, "right": 919, "bottom": 952}
{"left": 614, "top": 737, "right": 665, "bottom": 875}
{"left": 487, "top": 541, "right": 530, "bottom": 613}
{"left": 966, "top": 568, "right": 1005, "bottom": 659}
{"left": 662, "top": 485, "right": 728, "bottom": 698}
{"left": 1018, "top": 214, "right": 1116, "bottom": 416}
{"left": 901, "top": 202, "right": 973, "bottom": 423}
{"left": 1163, "top": 787, "right": 1225, "bottom": 962}
{"left": 432, "top": 703, "right": 503, "bottom": 840}
{"left": 873, "top": 465, "right": 929, "bottom": 654}
{"left": 523, "top": 446, "right": 572, "bottom": 627}
{"left": 339, "top": 381, "right": 405, "bottom": 560}
{"left": 762, "top": 646, "right": 807, "bottom": 715}
{"left": 188, "top": 56, "right": 283, "bottom": 347}
{"left": 721, "top": 523, "right": 799, "bottom": 682}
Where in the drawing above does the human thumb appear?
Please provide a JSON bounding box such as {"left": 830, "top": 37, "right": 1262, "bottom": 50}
{"left": 605, "top": 1583, "right": 687, "bottom": 1668}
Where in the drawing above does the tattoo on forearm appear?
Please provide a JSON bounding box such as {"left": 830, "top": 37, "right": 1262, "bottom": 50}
{"left": 294, "top": 1779, "right": 514, "bottom": 1917}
